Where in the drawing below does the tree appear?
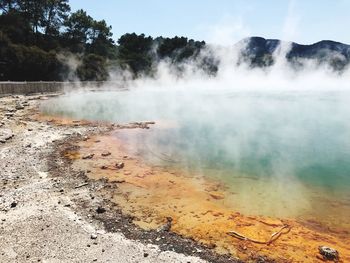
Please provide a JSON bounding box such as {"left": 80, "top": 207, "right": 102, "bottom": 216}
{"left": 63, "top": 9, "right": 94, "bottom": 52}
{"left": 87, "top": 19, "right": 115, "bottom": 58}
{"left": 17, "top": 0, "right": 44, "bottom": 33}
{"left": 76, "top": 53, "right": 108, "bottom": 81}
{"left": 157, "top": 36, "right": 205, "bottom": 63}
{"left": 0, "top": 0, "right": 19, "bottom": 13}
{"left": 15, "top": 0, "right": 69, "bottom": 35}
{"left": 117, "top": 33, "right": 154, "bottom": 75}
{"left": 41, "top": 0, "right": 70, "bottom": 36}
{"left": 157, "top": 36, "right": 188, "bottom": 59}
{"left": 0, "top": 42, "right": 63, "bottom": 81}
{"left": 0, "top": 9, "right": 33, "bottom": 44}
{"left": 64, "top": 10, "right": 115, "bottom": 57}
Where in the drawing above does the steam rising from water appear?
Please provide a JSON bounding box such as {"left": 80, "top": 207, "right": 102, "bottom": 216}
{"left": 42, "top": 43, "right": 350, "bottom": 225}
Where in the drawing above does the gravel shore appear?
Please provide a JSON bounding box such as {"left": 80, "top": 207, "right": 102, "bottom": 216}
{"left": 0, "top": 94, "right": 211, "bottom": 263}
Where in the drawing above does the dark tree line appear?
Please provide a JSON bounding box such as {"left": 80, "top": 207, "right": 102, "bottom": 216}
{"left": 0, "top": 0, "right": 212, "bottom": 81}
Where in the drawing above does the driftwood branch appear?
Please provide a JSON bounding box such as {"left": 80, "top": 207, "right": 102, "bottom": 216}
{"left": 227, "top": 225, "right": 291, "bottom": 245}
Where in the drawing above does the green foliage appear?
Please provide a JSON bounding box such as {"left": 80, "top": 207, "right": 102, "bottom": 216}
{"left": 87, "top": 20, "right": 115, "bottom": 58}
{"left": 157, "top": 37, "right": 205, "bottom": 63}
{"left": 76, "top": 53, "right": 108, "bottom": 81}
{"left": 0, "top": 10, "right": 33, "bottom": 44}
{"left": 117, "top": 33, "right": 154, "bottom": 75}
{"left": 63, "top": 9, "right": 93, "bottom": 52}
{"left": 43, "top": 0, "right": 70, "bottom": 35}
{"left": 0, "top": 1, "right": 211, "bottom": 81}
{"left": 0, "top": 39, "right": 63, "bottom": 81}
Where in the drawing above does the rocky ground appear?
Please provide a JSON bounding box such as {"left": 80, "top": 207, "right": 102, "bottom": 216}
{"left": 0, "top": 94, "right": 241, "bottom": 263}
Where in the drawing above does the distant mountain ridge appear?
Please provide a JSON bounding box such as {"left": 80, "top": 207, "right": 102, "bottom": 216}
{"left": 238, "top": 37, "right": 350, "bottom": 70}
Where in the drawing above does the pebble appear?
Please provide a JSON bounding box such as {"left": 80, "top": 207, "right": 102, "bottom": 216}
{"left": 91, "top": 233, "right": 97, "bottom": 239}
{"left": 318, "top": 246, "right": 339, "bottom": 261}
{"left": 96, "top": 207, "right": 106, "bottom": 214}
{"left": 115, "top": 162, "right": 124, "bottom": 169}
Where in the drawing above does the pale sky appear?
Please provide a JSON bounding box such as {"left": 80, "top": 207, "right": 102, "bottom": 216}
{"left": 69, "top": 0, "right": 350, "bottom": 45}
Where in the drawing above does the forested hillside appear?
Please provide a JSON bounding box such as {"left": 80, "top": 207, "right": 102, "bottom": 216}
{"left": 0, "top": 0, "right": 208, "bottom": 81}
{"left": 1, "top": 1, "right": 349, "bottom": 81}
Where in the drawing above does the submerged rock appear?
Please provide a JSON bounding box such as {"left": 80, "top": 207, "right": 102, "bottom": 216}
{"left": 209, "top": 192, "right": 225, "bottom": 200}
{"left": 319, "top": 246, "right": 339, "bottom": 261}
{"left": 115, "top": 162, "right": 124, "bottom": 169}
{"left": 82, "top": 153, "right": 94, "bottom": 159}
{"left": 101, "top": 151, "right": 111, "bottom": 157}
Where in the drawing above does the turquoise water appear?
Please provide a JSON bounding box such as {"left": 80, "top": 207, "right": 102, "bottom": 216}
{"left": 41, "top": 89, "right": 350, "bottom": 224}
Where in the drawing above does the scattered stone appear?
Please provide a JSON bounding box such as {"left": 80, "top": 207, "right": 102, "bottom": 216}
{"left": 6, "top": 108, "right": 16, "bottom": 112}
{"left": 101, "top": 151, "right": 111, "bottom": 157}
{"left": 100, "top": 165, "right": 108, "bottom": 170}
{"left": 15, "top": 103, "right": 24, "bottom": 110}
{"left": 90, "top": 233, "right": 98, "bottom": 239}
{"left": 319, "top": 246, "right": 339, "bottom": 261}
{"left": 143, "top": 252, "right": 149, "bottom": 258}
{"left": 96, "top": 207, "right": 106, "bottom": 214}
{"left": 82, "top": 153, "right": 94, "bottom": 159}
{"left": 115, "top": 162, "right": 124, "bottom": 169}
{"left": 10, "top": 201, "right": 17, "bottom": 208}
{"left": 5, "top": 112, "right": 14, "bottom": 117}
{"left": 0, "top": 128, "right": 14, "bottom": 142}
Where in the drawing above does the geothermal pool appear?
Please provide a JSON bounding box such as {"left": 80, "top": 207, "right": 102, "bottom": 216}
{"left": 41, "top": 88, "right": 350, "bottom": 230}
